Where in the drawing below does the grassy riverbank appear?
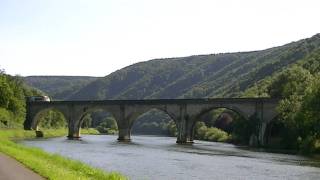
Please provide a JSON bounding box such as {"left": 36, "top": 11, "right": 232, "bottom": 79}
{"left": 0, "top": 128, "right": 126, "bottom": 180}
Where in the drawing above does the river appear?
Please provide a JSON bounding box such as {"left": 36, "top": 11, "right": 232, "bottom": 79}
{"left": 20, "top": 135, "right": 320, "bottom": 180}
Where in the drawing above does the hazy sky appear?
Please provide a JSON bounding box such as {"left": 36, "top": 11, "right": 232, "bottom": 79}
{"left": 1, "top": 0, "right": 319, "bottom": 76}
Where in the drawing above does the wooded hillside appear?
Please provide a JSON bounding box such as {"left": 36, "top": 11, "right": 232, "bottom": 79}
{"left": 67, "top": 34, "right": 320, "bottom": 100}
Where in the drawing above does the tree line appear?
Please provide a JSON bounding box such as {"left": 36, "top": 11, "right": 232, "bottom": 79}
{"left": 243, "top": 49, "right": 320, "bottom": 153}
{"left": 0, "top": 69, "right": 41, "bottom": 128}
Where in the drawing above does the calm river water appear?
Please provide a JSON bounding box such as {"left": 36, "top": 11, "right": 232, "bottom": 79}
{"left": 21, "top": 135, "right": 320, "bottom": 180}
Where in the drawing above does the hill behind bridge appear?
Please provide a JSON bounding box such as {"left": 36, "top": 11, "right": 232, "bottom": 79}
{"left": 24, "top": 76, "right": 99, "bottom": 100}
{"left": 65, "top": 34, "right": 320, "bottom": 100}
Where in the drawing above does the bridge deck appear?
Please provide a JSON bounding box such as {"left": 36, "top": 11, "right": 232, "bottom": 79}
{"left": 28, "top": 98, "right": 280, "bottom": 105}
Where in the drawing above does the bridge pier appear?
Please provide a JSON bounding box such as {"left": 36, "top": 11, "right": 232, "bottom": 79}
{"left": 176, "top": 124, "right": 194, "bottom": 144}
{"left": 176, "top": 134, "right": 194, "bottom": 144}
{"left": 176, "top": 107, "right": 194, "bottom": 144}
{"left": 258, "top": 122, "right": 267, "bottom": 146}
{"left": 116, "top": 106, "right": 132, "bottom": 142}
{"left": 67, "top": 129, "right": 81, "bottom": 139}
{"left": 117, "top": 128, "right": 131, "bottom": 142}
{"left": 67, "top": 122, "right": 81, "bottom": 139}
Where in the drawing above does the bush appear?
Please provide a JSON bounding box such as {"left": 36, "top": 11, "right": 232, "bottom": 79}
{"left": 0, "top": 108, "right": 12, "bottom": 126}
{"left": 204, "top": 127, "right": 230, "bottom": 142}
{"left": 299, "top": 135, "right": 319, "bottom": 154}
{"left": 96, "top": 117, "right": 118, "bottom": 134}
{"left": 167, "top": 120, "right": 177, "bottom": 136}
{"left": 38, "top": 110, "right": 67, "bottom": 129}
{"left": 194, "top": 121, "right": 230, "bottom": 142}
{"left": 0, "top": 108, "right": 21, "bottom": 128}
{"left": 231, "top": 115, "right": 259, "bottom": 144}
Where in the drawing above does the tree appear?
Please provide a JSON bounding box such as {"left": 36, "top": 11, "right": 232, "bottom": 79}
{"left": 299, "top": 76, "right": 320, "bottom": 137}
{"left": 268, "top": 65, "right": 313, "bottom": 98}
{"left": 96, "top": 116, "right": 118, "bottom": 134}
{"left": 0, "top": 75, "right": 13, "bottom": 109}
{"left": 38, "top": 110, "right": 66, "bottom": 129}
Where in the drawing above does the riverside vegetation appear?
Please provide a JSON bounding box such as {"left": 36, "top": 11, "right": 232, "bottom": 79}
{"left": 242, "top": 48, "right": 320, "bottom": 154}
{"left": 0, "top": 70, "right": 126, "bottom": 179}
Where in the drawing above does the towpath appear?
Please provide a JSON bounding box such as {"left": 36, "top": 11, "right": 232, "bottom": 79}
{"left": 0, "top": 152, "right": 44, "bottom": 180}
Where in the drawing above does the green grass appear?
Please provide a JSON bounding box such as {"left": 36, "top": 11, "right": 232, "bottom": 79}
{"left": 81, "top": 128, "right": 101, "bottom": 135}
{"left": 0, "top": 129, "right": 126, "bottom": 180}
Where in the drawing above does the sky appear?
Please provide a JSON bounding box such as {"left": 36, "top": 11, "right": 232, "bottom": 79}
{"left": 0, "top": 0, "right": 320, "bottom": 77}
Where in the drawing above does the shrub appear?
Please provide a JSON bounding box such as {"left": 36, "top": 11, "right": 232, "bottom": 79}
{"left": 0, "top": 108, "right": 15, "bottom": 128}
{"left": 194, "top": 120, "right": 230, "bottom": 143}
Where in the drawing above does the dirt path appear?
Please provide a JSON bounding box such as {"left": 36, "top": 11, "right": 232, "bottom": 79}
{"left": 0, "top": 152, "right": 44, "bottom": 180}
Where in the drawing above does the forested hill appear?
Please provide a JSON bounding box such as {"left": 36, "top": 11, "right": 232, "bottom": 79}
{"left": 68, "top": 33, "right": 320, "bottom": 100}
{"left": 24, "top": 76, "right": 99, "bottom": 100}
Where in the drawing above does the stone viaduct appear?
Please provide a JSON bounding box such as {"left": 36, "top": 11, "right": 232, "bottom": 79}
{"left": 24, "top": 98, "right": 280, "bottom": 146}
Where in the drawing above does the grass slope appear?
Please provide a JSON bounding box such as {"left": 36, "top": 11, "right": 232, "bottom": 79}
{"left": 0, "top": 129, "right": 126, "bottom": 180}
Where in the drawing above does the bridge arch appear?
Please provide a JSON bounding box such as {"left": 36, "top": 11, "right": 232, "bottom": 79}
{"left": 192, "top": 105, "right": 249, "bottom": 127}
{"left": 77, "top": 107, "right": 116, "bottom": 127}
{"left": 128, "top": 107, "right": 177, "bottom": 128}
{"left": 193, "top": 105, "right": 249, "bottom": 121}
{"left": 30, "top": 107, "right": 69, "bottom": 131}
{"left": 187, "top": 106, "right": 249, "bottom": 142}
{"left": 196, "top": 107, "right": 245, "bottom": 124}
{"left": 129, "top": 108, "right": 178, "bottom": 137}
{"left": 77, "top": 107, "right": 118, "bottom": 136}
{"left": 263, "top": 115, "right": 284, "bottom": 147}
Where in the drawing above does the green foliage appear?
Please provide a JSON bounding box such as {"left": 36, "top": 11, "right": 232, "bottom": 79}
{"left": 81, "top": 113, "right": 92, "bottom": 129}
{"left": 242, "top": 48, "right": 320, "bottom": 152}
{"left": 167, "top": 120, "right": 177, "bottom": 136}
{"left": 299, "top": 49, "right": 320, "bottom": 74}
{"left": 80, "top": 128, "right": 100, "bottom": 135}
{"left": 0, "top": 73, "right": 42, "bottom": 128}
{"left": 231, "top": 114, "right": 260, "bottom": 144}
{"left": 194, "top": 121, "right": 231, "bottom": 142}
{"left": 132, "top": 109, "right": 173, "bottom": 135}
{"left": 0, "top": 129, "right": 68, "bottom": 140}
{"left": 268, "top": 66, "right": 313, "bottom": 97}
{"left": 294, "top": 77, "right": 320, "bottom": 153}
{"left": 96, "top": 116, "right": 118, "bottom": 134}
{"left": 274, "top": 67, "right": 320, "bottom": 152}
{"left": 0, "top": 108, "right": 13, "bottom": 128}
{"left": 195, "top": 122, "right": 207, "bottom": 139}
{"left": 38, "top": 110, "right": 67, "bottom": 129}
{"left": 299, "top": 135, "right": 319, "bottom": 154}
{"left": 0, "top": 75, "right": 13, "bottom": 108}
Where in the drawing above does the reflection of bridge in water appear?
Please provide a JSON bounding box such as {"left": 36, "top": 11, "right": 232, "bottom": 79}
{"left": 24, "top": 98, "right": 280, "bottom": 145}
